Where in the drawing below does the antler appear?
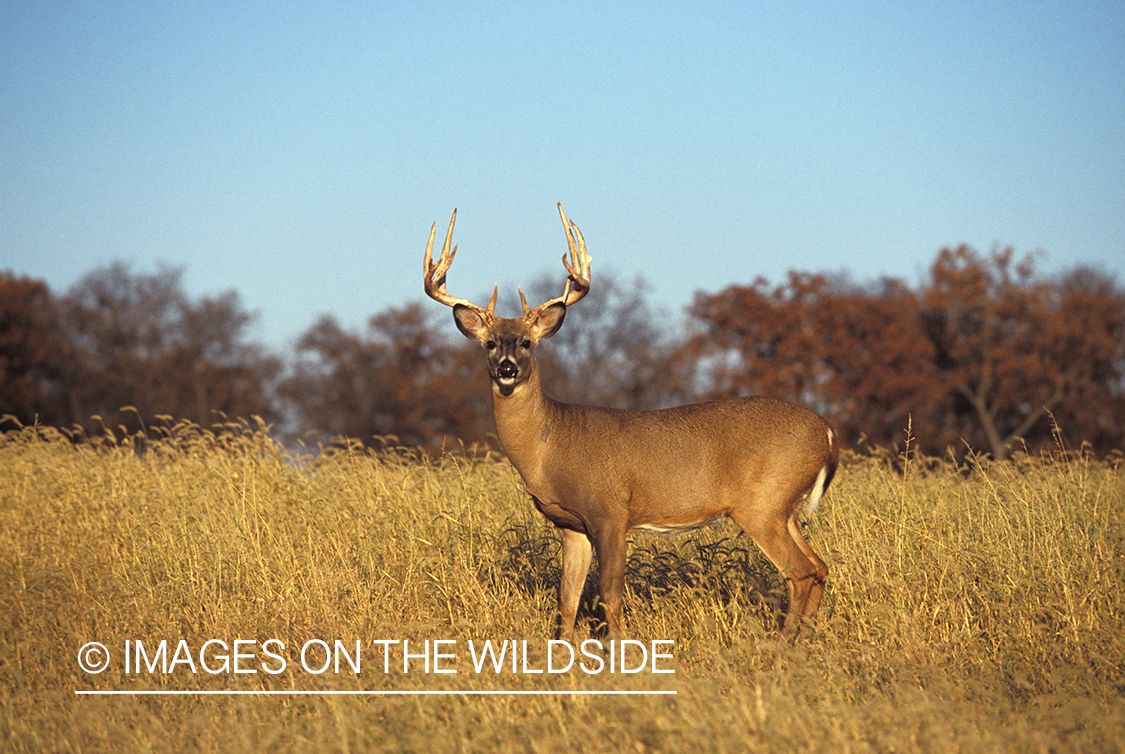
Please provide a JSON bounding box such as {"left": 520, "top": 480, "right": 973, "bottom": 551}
{"left": 520, "top": 203, "right": 592, "bottom": 319}
{"left": 423, "top": 208, "right": 497, "bottom": 321}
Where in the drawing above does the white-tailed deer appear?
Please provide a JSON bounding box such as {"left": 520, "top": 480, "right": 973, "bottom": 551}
{"left": 423, "top": 204, "right": 838, "bottom": 640}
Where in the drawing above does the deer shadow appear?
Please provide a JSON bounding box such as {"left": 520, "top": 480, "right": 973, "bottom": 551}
{"left": 481, "top": 522, "right": 791, "bottom": 637}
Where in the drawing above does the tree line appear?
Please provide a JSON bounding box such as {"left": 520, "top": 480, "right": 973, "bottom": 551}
{"left": 3, "top": 247, "right": 1123, "bottom": 458}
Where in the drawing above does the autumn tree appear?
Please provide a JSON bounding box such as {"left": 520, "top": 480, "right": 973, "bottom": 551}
{"left": 685, "top": 271, "right": 940, "bottom": 450}
{"left": 279, "top": 303, "right": 490, "bottom": 450}
{"left": 685, "top": 247, "right": 1125, "bottom": 457}
{"left": 59, "top": 263, "right": 281, "bottom": 433}
{"left": 920, "top": 246, "right": 1125, "bottom": 457}
{"left": 0, "top": 273, "right": 72, "bottom": 427}
{"left": 523, "top": 272, "right": 692, "bottom": 411}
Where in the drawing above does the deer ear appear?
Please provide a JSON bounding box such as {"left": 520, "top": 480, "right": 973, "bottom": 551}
{"left": 453, "top": 304, "right": 489, "bottom": 341}
{"left": 529, "top": 302, "right": 566, "bottom": 340}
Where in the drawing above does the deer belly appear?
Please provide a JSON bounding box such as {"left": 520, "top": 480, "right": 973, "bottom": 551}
{"left": 633, "top": 514, "right": 728, "bottom": 536}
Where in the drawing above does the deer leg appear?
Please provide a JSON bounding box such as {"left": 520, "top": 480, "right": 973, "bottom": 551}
{"left": 787, "top": 512, "right": 828, "bottom": 623}
{"left": 730, "top": 506, "right": 822, "bottom": 639}
{"left": 592, "top": 527, "right": 628, "bottom": 641}
{"left": 557, "top": 527, "right": 592, "bottom": 642}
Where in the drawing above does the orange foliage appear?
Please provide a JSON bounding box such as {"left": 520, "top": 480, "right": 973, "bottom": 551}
{"left": 685, "top": 248, "right": 1124, "bottom": 457}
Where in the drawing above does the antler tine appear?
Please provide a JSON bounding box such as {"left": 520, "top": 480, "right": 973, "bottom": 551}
{"left": 556, "top": 203, "right": 592, "bottom": 307}
{"left": 423, "top": 209, "right": 496, "bottom": 320}
{"left": 422, "top": 209, "right": 462, "bottom": 305}
{"left": 522, "top": 204, "right": 593, "bottom": 322}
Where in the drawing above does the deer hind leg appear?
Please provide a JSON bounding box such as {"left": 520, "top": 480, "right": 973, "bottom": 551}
{"left": 785, "top": 511, "right": 828, "bottom": 630}
{"left": 730, "top": 500, "right": 826, "bottom": 639}
{"left": 557, "top": 527, "right": 592, "bottom": 642}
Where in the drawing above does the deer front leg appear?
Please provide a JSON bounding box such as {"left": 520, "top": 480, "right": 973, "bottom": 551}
{"left": 592, "top": 526, "right": 628, "bottom": 641}
{"left": 557, "top": 527, "right": 592, "bottom": 642}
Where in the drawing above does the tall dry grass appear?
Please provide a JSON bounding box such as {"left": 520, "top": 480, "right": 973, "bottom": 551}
{"left": 1, "top": 418, "right": 1122, "bottom": 752}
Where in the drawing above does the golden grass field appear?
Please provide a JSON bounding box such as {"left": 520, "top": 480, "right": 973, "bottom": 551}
{"left": 1, "top": 418, "right": 1123, "bottom": 752}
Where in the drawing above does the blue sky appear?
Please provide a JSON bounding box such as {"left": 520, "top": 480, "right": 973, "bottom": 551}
{"left": 3, "top": 1, "right": 1123, "bottom": 349}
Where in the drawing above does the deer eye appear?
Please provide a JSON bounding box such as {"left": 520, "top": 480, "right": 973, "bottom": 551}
{"left": 521, "top": 339, "right": 532, "bottom": 350}
{"left": 485, "top": 340, "right": 497, "bottom": 351}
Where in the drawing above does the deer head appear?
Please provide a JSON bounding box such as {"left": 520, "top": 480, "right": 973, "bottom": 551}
{"left": 423, "top": 204, "right": 592, "bottom": 397}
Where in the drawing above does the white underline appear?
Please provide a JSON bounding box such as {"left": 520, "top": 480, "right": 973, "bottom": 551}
{"left": 76, "top": 689, "right": 676, "bottom": 696}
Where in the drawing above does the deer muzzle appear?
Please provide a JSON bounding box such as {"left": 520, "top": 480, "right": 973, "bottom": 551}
{"left": 492, "top": 358, "right": 520, "bottom": 396}
{"left": 497, "top": 359, "right": 518, "bottom": 381}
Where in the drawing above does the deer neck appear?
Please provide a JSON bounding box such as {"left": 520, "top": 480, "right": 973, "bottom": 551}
{"left": 490, "top": 356, "right": 557, "bottom": 474}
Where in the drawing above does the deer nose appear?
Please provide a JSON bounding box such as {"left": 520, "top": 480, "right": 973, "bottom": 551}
{"left": 497, "top": 360, "right": 518, "bottom": 380}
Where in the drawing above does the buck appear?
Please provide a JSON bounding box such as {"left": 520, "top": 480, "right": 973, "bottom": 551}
{"left": 423, "top": 204, "right": 838, "bottom": 640}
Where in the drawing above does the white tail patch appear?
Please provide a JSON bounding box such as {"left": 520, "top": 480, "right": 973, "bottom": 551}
{"left": 806, "top": 464, "right": 829, "bottom": 516}
{"left": 805, "top": 427, "right": 836, "bottom": 516}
